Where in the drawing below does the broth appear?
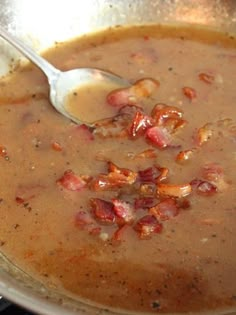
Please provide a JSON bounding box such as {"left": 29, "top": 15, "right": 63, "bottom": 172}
{"left": 0, "top": 25, "right": 235, "bottom": 314}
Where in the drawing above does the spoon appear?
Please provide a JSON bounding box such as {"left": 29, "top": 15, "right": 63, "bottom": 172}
{"left": 0, "top": 27, "right": 129, "bottom": 125}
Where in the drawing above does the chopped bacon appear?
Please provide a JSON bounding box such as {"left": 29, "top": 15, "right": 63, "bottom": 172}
{"left": 75, "top": 211, "right": 95, "bottom": 226}
{"left": 176, "top": 149, "right": 194, "bottom": 162}
{"left": 201, "top": 163, "right": 228, "bottom": 191}
{"left": 138, "top": 165, "right": 169, "bottom": 184}
{"left": 112, "top": 224, "right": 130, "bottom": 241}
{"left": 151, "top": 104, "right": 183, "bottom": 125}
{"left": 0, "top": 146, "right": 7, "bottom": 157}
{"left": 146, "top": 126, "right": 171, "bottom": 148}
{"left": 90, "top": 198, "right": 115, "bottom": 224}
{"left": 149, "top": 198, "right": 179, "bottom": 220}
{"left": 139, "top": 183, "right": 156, "bottom": 196}
{"left": 134, "top": 197, "right": 155, "bottom": 209}
{"left": 190, "top": 179, "right": 217, "bottom": 196}
{"left": 195, "top": 123, "right": 213, "bottom": 146}
{"left": 93, "top": 115, "right": 129, "bottom": 139}
{"left": 199, "top": 72, "right": 214, "bottom": 84}
{"left": 112, "top": 199, "right": 134, "bottom": 223}
{"left": 128, "top": 111, "right": 153, "bottom": 138}
{"left": 57, "top": 170, "right": 86, "bottom": 191}
{"left": 51, "top": 141, "right": 63, "bottom": 151}
{"left": 73, "top": 124, "right": 94, "bottom": 141}
{"left": 182, "top": 87, "right": 197, "bottom": 100}
{"left": 90, "top": 162, "right": 137, "bottom": 191}
{"left": 107, "top": 78, "right": 160, "bottom": 107}
{"left": 133, "top": 149, "right": 157, "bottom": 159}
{"left": 134, "top": 215, "right": 163, "bottom": 239}
{"left": 157, "top": 183, "right": 192, "bottom": 198}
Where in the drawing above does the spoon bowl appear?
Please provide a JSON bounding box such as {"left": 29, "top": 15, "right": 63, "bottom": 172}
{"left": 0, "top": 27, "right": 129, "bottom": 125}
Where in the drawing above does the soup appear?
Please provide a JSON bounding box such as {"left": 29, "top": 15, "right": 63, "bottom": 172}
{"left": 0, "top": 25, "right": 235, "bottom": 314}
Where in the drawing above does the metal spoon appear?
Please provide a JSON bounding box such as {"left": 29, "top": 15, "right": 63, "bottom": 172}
{"left": 0, "top": 27, "right": 129, "bottom": 125}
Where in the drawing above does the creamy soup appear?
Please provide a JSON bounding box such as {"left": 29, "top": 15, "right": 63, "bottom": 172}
{"left": 0, "top": 25, "right": 236, "bottom": 314}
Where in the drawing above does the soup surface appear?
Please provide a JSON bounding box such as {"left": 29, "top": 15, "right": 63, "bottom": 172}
{"left": 0, "top": 25, "right": 236, "bottom": 314}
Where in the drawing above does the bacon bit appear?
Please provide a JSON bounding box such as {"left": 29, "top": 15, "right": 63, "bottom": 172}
{"left": 149, "top": 198, "right": 179, "bottom": 221}
{"left": 93, "top": 115, "right": 129, "bottom": 139}
{"left": 202, "top": 163, "right": 224, "bottom": 183}
{"left": 112, "top": 199, "right": 134, "bottom": 224}
{"left": 139, "top": 183, "right": 156, "bottom": 196}
{"left": 195, "top": 123, "right": 213, "bottom": 146}
{"left": 134, "top": 215, "right": 163, "bottom": 239}
{"left": 90, "top": 198, "right": 115, "bottom": 224}
{"left": 182, "top": 87, "right": 197, "bottom": 100}
{"left": 202, "top": 163, "right": 229, "bottom": 191}
{"left": 151, "top": 104, "right": 183, "bottom": 125}
{"left": 157, "top": 183, "right": 192, "bottom": 198}
{"left": 138, "top": 165, "right": 169, "bottom": 184}
{"left": 143, "top": 35, "right": 150, "bottom": 41}
{"left": 51, "top": 141, "right": 63, "bottom": 151}
{"left": 190, "top": 179, "right": 217, "bottom": 196}
{"left": 0, "top": 146, "right": 7, "bottom": 157}
{"left": 75, "top": 211, "right": 95, "bottom": 226}
{"left": 134, "top": 197, "right": 155, "bottom": 209}
{"left": 112, "top": 224, "right": 130, "bottom": 241}
{"left": 74, "top": 124, "right": 94, "bottom": 141}
{"left": 178, "top": 198, "right": 191, "bottom": 209}
{"left": 146, "top": 126, "right": 171, "bottom": 148}
{"left": 128, "top": 111, "right": 153, "bottom": 138}
{"left": 199, "top": 73, "right": 214, "bottom": 84}
{"left": 57, "top": 170, "right": 86, "bottom": 191}
{"left": 107, "top": 78, "right": 160, "bottom": 107}
{"left": 134, "top": 149, "right": 157, "bottom": 159}
{"left": 176, "top": 149, "right": 194, "bottom": 163}
{"left": 15, "top": 196, "right": 25, "bottom": 204}
{"left": 107, "top": 162, "right": 137, "bottom": 184}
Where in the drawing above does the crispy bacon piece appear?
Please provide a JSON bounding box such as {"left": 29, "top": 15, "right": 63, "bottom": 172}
{"left": 199, "top": 72, "right": 214, "bottom": 84}
{"left": 195, "top": 123, "right": 213, "bottom": 146}
{"left": 112, "top": 224, "right": 130, "bottom": 241}
{"left": 146, "top": 126, "right": 171, "bottom": 148}
{"left": 138, "top": 165, "right": 169, "bottom": 184}
{"left": 190, "top": 179, "right": 217, "bottom": 196}
{"left": 128, "top": 111, "right": 153, "bottom": 138}
{"left": 57, "top": 170, "right": 86, "bottom": 191}
{"left": 112, "top": 199, "right": 134, "bottom": 223}
{"left": 176, "top": 149, "right": 195, "bottom": 162}
{"left": 157, "top": 183, "right": 192, "bottom": 198}
{"left": 90, "top": 162, "right": 137, "bottom": 191}
{"left": 201, "top": 163, "right": 228, "bottom": 191}
{"left": 134, "top": 215, "right": 163, "bottom": 239}
{"left": 0, "top": 146, "right": 7, "bottom": 157}
{"left": 149, "top": 198, "right": 179, "bottom": 220}
{"left": 182, "top": 87, "right": 197, "bottom": 100}
{"left": 151, "top": 104, "right": 183, "bottom": 125}
{"left": 107, "top": 78, "right": 160, "bottom": 107}
{"left": 133, "top": 149, "right": 157, "bottom": 159}
{"left": 90, "top": 198, "right": 115, "bottom": 224}
{"left": 134, "top": 197, "right": 155, "bottom": 209}
{"left": 93, "top": 115, "right": 129, "bottom": 139}
{"left": 51, "top": 141, "right": 63, "bottom": 151}
{"left": 139, "top": 183, "right": 156, "bottom": 196}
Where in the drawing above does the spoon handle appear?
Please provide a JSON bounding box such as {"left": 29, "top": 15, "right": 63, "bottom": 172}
{"left": 0, "top": 26, "right": 60, "bottom": 81}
